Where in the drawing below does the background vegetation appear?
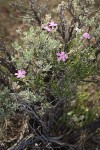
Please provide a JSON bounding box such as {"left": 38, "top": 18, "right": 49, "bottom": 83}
{"left": 0, "top": 0, "right": 100, "bottom": 150}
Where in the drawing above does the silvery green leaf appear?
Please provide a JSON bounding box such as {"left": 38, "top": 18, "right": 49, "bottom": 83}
{"left": 43, "top": 64, "right": 52, "bottom": 72}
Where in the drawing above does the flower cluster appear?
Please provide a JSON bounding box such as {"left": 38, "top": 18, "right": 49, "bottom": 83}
{"left": 14, "top": 25, "right": 91, "bottom": 79}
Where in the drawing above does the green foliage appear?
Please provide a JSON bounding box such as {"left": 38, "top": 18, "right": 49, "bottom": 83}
{"left": 12, "top": 25, "right": 62, "bottom": 96}
{"left": 0, "top": 87, "right": 16, "bottom": 118}
{"left": 12, "top": 26, "right": 61, "bottom": 68}
{"left": 66, "top": 83, "right": 100, "bottom": 127}
{"left": 0, "top": 0, "right": 100, "bottom": 129}
{"left": 11, "top": 16, "right": 99, "bottom": 127}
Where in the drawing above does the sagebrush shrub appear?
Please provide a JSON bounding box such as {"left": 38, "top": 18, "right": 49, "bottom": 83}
{"left": 0, "top": 0, "right": 100, "bottom": 127}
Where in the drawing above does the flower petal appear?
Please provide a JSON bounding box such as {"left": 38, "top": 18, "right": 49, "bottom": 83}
{"left": 56, "top": 52, "right": 61, "bottom": 56}
{"left": 21, "top": 69, "right": 26, "bottom": 74}
{"left": 57, "top": 57, "right": 62, "bottom": 61}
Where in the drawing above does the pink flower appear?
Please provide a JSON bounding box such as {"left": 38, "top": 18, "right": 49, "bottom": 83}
{"left": 48, "top": 22, "right": 57, "bottom": 27}
{"left": 42, "top": 26, "right": 52, "bottom": 32}
{"left": 81, "top": 32, "right": 90, "bottom": 40}
{"left": 15, "top": 69, "right": 26, "bottom": 78}
{"left": 56, "top": 52, "right": 68, "bottom": 61}
{"left": 42, "top": 21, "right": 57, "bottom": 32}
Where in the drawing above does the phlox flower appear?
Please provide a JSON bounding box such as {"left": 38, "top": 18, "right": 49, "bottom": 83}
{"left": 42, "top": 26, "right": 52, "bottom": 32}
{"left": 80, "top": 32, "right": 90, "bottom": 40}
{"left": 48, "top": 22, "right": 57, "bottom": 27}
{"left": 15, "top": 69, "right": 26, "bottom": 78}
{"left": 42, "top": 21, "right": 57, "bottom": 32}
{"left": 56, "top": 52, "right": 68, "bottom": 61}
